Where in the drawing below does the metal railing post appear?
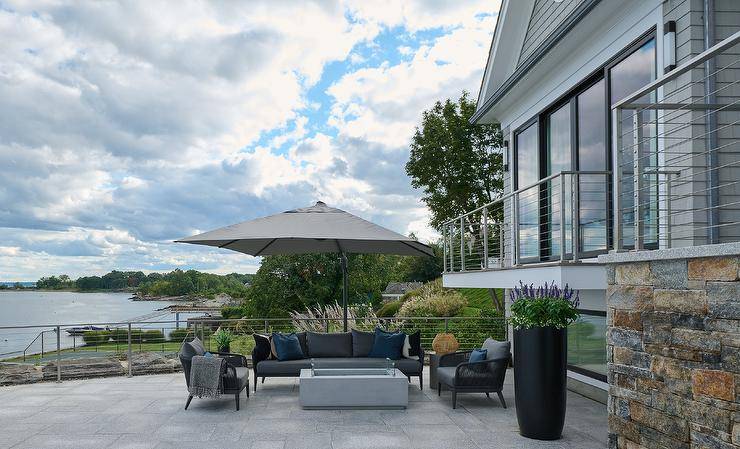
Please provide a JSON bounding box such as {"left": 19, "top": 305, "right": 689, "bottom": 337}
{"left": 666, "top": 173, "right": 673, "bottom": 248}
{"left": 56, "top": 325, "right": 61, "bottom": 383}
{"left": 264, "top": 320, "right": 269, "bottom": 333}
{"left": 633, "top": 112, "right": 644, "bottom": 250}
{"left": 559, "top": 176, "right": 566, "bottom": 262}
{"left": 460, "top": 217, "right": 465, "bottom": 271}
{"left": 449, "top": 223, "right": 455, "bottom": 271}
{"left": 127, "top": 323, "right": 132, "bottom": 377}
{"left": 572, "top": 173, "right": 580, "bottom": 262}
{"left": 613, "top": 108, "right": 623, "bottom": 251}
{"left": 41, "top": 331, "right": 44, "bottom": 359}
{"left": 483, "top": 207, "right": 489, "bottom": 269}
{"left": 442, "top": 225, "right": 447, "bottom": 272}
{"left": 499, "top": 224, "right": 505, "bottom": 266}
{"left": 512, "top": 194, "right": 519, "bottom": 266}
{"left": 444, "top": 318, "right": 449, "bottom": 333}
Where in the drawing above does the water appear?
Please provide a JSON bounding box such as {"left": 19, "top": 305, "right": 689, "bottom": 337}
{"left": 0, "top": 291, "right": 192, "bottom": 358}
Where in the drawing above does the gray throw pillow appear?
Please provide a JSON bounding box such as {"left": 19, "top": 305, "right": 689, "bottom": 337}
{"left": 351, "top": 329, "right": 374, "bottom": 357}
{"left": 180, "top": 337, "right": 206, "bottom": 360}
{"left": 482, "top": 337, "right": 510, "bottom": 361}
{"left": 306, "top": 332, "right": 352, "bottom": 357}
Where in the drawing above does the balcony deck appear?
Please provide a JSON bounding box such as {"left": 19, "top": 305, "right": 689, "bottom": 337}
{"left": 0, "top": 368, "right": 607, "bottom": 449}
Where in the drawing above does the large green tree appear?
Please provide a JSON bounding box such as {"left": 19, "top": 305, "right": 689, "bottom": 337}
{"left": 406, "top": 91, "right": 504, "bottom": 230}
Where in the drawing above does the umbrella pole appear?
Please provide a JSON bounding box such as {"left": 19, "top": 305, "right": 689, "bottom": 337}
{"left": 340, "top": 252, "right": 348, "bottom": 332}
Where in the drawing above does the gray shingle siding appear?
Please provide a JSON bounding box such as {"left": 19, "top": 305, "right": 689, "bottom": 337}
{"left": 518, "top": 0, "right": 587, "bottom": 66}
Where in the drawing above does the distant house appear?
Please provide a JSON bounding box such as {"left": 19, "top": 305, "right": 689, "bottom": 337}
{"left": 381, "top": 282, "right": 423, "bottom": 302}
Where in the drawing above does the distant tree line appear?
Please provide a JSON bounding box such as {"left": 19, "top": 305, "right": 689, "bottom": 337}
{"left": 34, "top": 269, "right": 254, "bottom": 297}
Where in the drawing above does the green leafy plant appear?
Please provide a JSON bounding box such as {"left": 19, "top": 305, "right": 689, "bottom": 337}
{"left": 82, "top": 330, "right": 110, "bottom": 345}
{"left": 509, "top": 281, "right": 580, "bottom": 329}
{"left": 397, "top": 279, "right": 466, "bottom": 317}
{"left": 213, "top": 328, "right": 235, "bottom": 351}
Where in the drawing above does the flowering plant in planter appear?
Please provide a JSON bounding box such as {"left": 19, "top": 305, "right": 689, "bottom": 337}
{"left": 509, "top": 281, "right": 580, "bottom": 329}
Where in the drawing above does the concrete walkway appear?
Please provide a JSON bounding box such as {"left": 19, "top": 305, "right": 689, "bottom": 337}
{"left": 0, "top": 368, "right": 607, "bottom": 449}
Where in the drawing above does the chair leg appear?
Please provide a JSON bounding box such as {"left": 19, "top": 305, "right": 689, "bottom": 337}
{"left": 246, "top": 384, "right": 250, "bottom": 398}
{"left": 184, "top": 395, "right": 193, "bottom": 410}
{"left": 485, "top": 392, "right": 490, "bottom": 398}
{"left": 235, "top": 392, "right": 240, "bottom": 411}
{"left": 497, "top": 391, "right": 507, "bottom": 409}
{"left": 452, "top": 390, "right": 457, "bottom": 409}
{"left": 419, "top": 374, "right": 423, "bottom": 391}
{"left": 261, "top": 377, "right": 265, "bottom": 384}
{"left": 437, "top": 383, "right": 441, "bottom": 396}
{"left": 254, "top": 376, "right": 258, "bottom": 392}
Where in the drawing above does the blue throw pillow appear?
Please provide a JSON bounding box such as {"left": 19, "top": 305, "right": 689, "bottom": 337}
{"left": 367, "top": 328, "right": 406, "bottom": 360}
{"left": 204, "top": 352, "right": 213, "bottom": 358}
{"left": 468, "top": 348, "right": 487, "bottom": 363}
{"left": 272, "top": 332, "right": 304, "bottom": 361}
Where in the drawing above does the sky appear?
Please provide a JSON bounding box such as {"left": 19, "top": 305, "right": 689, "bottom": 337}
{"left": 0, "top": 0, "right": 500, "bottom": 281}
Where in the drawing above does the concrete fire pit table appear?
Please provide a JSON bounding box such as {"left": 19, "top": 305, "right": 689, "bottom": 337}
{"left": 299, "top": 364, "right": 408, "bottom": 409}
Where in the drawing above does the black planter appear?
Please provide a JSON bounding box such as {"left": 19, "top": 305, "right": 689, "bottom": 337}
{"left": 218, "top": 345, "right": 230, "bottom": 353}
{"left": 513, "top": 326, "right": 567, "bottom": 440}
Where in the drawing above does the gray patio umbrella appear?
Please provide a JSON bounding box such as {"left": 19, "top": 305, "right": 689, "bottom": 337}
{"left": 176, "top": 201, "right": 434, "bottom": 331}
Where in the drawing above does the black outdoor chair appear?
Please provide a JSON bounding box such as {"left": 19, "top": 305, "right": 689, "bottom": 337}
{"left": 179, "top": 338, "right": 249, "bottom": 410}
{"left": 436, "top": 349, "right": 511, "bottom": 409}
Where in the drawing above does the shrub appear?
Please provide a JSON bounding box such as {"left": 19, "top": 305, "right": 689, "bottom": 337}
{"left": 82, "top": 330, "right": 110, "bottom": 345}
{"left": 377, "top": 300, "right": 402, "bottom": 317}
{"left": 509, "top": 281, "right": 580, "bottom": 329}
{"left": 141, "top": 329, "right": 165, "bottom": 343}
{"left": 397, "top": 279, "right": 467, "bottom": 317}
{"left": 222, "top": 305, "right": 247, "bottom": 319}
{"left": 168, "top": 328, "right": 190, "bottom": 341}
{"left": 109, "top": 327, "right": 143, "bottom": 343}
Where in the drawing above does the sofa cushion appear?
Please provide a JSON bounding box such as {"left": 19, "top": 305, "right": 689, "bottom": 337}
{"left": 296, "top": 332, "right": 309, "bottom": 357}
{"left": 482, "top": 338, "right": 510, "bottom": 361}
{"left": 351, "top": 329, "right": 374, "bottom": 357}
{"left": 253, "top": 334, "right": 272, "bottom": 361}
{"left": 368, "top": 328, "right": 405, "bottom": 360}
{"left": 180, "top": 337, "right": 206, "bottom": 360}
{"left": 256, "top": 359, "right": 312, "bottom": 376}
{"left": 272, "top": 333, "right": 304, "bottom": 361}
{"left": 306, "top": 332, "right": 352, "bottom": 358}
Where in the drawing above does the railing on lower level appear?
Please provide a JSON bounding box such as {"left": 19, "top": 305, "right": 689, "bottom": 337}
{"left": 0, "top": 316, "right": 507, "bottom": 384}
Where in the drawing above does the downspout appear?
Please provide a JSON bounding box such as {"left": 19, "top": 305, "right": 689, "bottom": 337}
{"left": 704, "top": 0, "right": 720, "bottom": 244}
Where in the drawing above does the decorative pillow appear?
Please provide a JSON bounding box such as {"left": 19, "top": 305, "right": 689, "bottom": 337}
{"left": 270, "top": 337, "right": 278, "bottom": 359}
{"left": 272, "top": 332, "right": 305, "bottom": 361}
{"left": 351, "top": 329, "right": 375, "bottom": 357}
{"left": 306, "top": 332, "right": 353, "bottom": 357}
{"left": 204, "top": 351, "right": 213, "bottom": 358}
{"left": 368, "top": 328, "right": 406, "bottom": 360}
{"left": 482, "top": 338, "right": 511, "bottom": 361}
{"left": 252, "top": 333, "right": 273, "bottom": 361}
{"left": 469, "top": 348, "right": 487, "bottom": 363}
{"left": 296, "top": 332, "right": 309, "bottom": 357}
{"left": 180, "top": 337, "right": 206, "bottom": 360}
{"left": 402, "top": 330, "right": 421, "bottom": 359}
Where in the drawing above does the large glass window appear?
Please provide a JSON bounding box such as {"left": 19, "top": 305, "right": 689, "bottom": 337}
{"left": 568, "top": 312, "right": 607, "bottom": 380}
{"left": 516, "top": 123, "right": 539, "bottom": 260}
{"left": 547, "top": 104, "right": 572, "bottom": 257}
{"left": 577, "top": 79, "right": 608, "bottom": 252}
{"left": 610, "top": 38, "right": 657, "bottom": 248}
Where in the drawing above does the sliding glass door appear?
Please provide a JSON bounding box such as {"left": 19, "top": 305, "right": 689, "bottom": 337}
{"left": 546, "top": 104, "right": 572, "bottom": 258}
{"left": 516, "top": 122, "right": 539, "bottom": 260}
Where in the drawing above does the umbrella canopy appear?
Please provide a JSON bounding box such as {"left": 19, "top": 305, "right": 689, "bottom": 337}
{"left": 176, "top": 201, "right": 434, "bottom": 257}
{"left": 176, "top": 201, "right": 434, "bottom": 330}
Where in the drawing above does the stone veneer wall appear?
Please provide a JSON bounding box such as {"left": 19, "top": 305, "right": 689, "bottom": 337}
{"left": 605, "top": 255, "right": 740, "bottom": 449}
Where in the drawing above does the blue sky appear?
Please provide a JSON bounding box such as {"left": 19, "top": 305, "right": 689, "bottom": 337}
{"left": 0, "top": 1, "right": 499, "bottom": 280}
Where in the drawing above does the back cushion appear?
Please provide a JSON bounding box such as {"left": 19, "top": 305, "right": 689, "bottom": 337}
{"left": 180, "top": 337, "right": 206, "bottom": 360}
{"left": 306, "top": 332, "right": 352, "bottom": 357}
{"left": 482, "top": 338, "right": 511, "bottom": 360}
{"left": 296, "top": 332, "right": 309, "bottom": 357}
{"left": 351, "top": 329, "right": 374, "bottom": 357}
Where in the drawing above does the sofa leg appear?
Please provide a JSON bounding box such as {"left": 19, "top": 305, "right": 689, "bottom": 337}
{"left": 235, "top": 392, "right": 240, "bottom": 411}
{"left": 261, "top": 377, "right": 265, "bottom": 384}
{"left": 246, "top": 385, "right": 250, "bottom": 398}
{"left": 497, "top": 391, "right": 507, "bottom": 409}
{"left": 485, "top": 392, "right": 490, "bottom": 398}
{"left": 452, "top": 391, "right": 457, "bottom": 409}
{"left": 437, "top": 383, "right": 441, "bottom": 396}
{"left": 184, "top": 395, "right": 193, "bottom": 410}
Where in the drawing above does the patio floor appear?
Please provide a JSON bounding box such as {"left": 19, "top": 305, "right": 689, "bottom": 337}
{"left": 0, "top": 368, "right": 607, "bottom": 449}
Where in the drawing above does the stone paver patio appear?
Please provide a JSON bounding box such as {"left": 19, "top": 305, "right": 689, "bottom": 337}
{"left": 0, "top": 368, "right": 606, "bottom": 449}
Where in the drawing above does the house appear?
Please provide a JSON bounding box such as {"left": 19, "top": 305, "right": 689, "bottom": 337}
{"left": 381, "top": 282, "right": 423, "bottom": 302}
{"left": 442, "top": 0, "right": 740, "bottom": 405}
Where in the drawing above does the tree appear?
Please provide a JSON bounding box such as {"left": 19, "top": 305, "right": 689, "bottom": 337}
{"left": 406, "top": 91, "right": 504, "bottom": 230}
{"left": 397, "top": 240, "right": 444, "bottom": 282}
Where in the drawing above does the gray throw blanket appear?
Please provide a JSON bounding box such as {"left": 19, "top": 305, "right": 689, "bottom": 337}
{"left": 189, "top": 355, "right": 225, "bottom": 398}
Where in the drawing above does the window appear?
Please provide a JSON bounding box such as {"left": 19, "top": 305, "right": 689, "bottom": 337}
{"left": 547, "top": 103, "right": 573, "bottom": 257}
{"left": 515, "top": 122, "right": 539, "bottom": 260}
{"left": 567, "top": 311, "right": 607, "bottom": 381}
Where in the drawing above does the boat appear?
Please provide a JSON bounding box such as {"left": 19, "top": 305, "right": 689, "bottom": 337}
{"left": 64, "top": 326, "right": 109, "bottom": 336}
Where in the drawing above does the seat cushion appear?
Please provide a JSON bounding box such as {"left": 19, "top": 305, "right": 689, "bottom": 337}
{"left": 437, "top": 366, "right": 458, "bottom": 387}
{"left": 482, "top": 338, "right": 510, "bottom": 361}
{"left": 272, "top": 332, "right": 304, "bottom": 361}
{"left": 351, "top": 329, "right": 374, "bottom": 357}
{"left": 256, "top": 359, "right": 312, "bottom": 376}
{"left": 306, "top": 332, "right": 352, "bottom": 357}
{"left": 223, "top": 366, "right": 249, "bottom": 392}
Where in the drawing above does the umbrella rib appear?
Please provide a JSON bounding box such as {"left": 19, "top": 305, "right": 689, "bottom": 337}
{"left": 253, "top": 238, "right": 277, "bottom": 256}
{"left": 399, "top": 240, "right": 434, "bottom": 257}
{"left": 218, "top": 239, "right": 238, "bottom": 248}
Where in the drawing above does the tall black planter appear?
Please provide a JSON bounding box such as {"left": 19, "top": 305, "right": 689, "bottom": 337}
{"left": 513, "top": 326, "right": 567, "bottom": 440}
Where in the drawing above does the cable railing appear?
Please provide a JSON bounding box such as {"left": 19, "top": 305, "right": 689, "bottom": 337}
{"left": 0, "top": 316, "right": 507, "bottom": 385}
{"left": 443, "top": 31, "right": 740, "bottom": 273}
{"left": 613, "top": 30, "right": 740, "bottom": 249}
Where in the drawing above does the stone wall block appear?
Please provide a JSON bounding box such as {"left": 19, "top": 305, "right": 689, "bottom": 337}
{"left": 651, "top": 259, "right": 688, "bottom": 288}
{"left": 608, "top": 327, "right": 644, "bottom": 351}
{"left": 630, "top": 401, "right": 689, "bottom": 441}
{"left": 607, "top": 285, "right": 654, "bottom": 311}
{"left": 614, "top": 347, "right": 651, "bottom": 369}
{"left": 645, "top": 343, "right": 703, "bottom": 362}
{"left": 654, "top": 289, "right": 708, "bottom": 315}
{"left": 707, "top": 281, "right": 740, "bottom": 319}
{"left": 651, "top": 355, "right": 691, "bottom": 381}
{"left": 671, "top": 328, "right": 721, "bottom": 353}
{"left": 693, "top": 369, "right": 736, "bottom": 402}
{"left": 688, "top": 257, "right": 739, "bottom": 281}
{"left": 616, "top": 262, "right": 652, "bottom": 285}
{"left": 613, "top": 310, "right": 643, "bottom": 330}
{"left": 721, "top": 346, "right": 740, "bottom": 373}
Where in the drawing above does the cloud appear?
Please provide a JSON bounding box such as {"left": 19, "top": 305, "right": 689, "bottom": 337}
{"left": 0, "top": 0, "right": 500, "bottom": 280}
